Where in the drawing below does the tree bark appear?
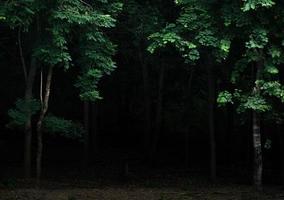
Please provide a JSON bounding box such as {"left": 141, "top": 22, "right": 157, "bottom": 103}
{"left": 18, "top": 26, "right": 37, "bottom": 179}
{"left": 207, "top": 62, "right": 216, "bottom": 181}
{"left": 91, "top": 102, "right": 98, "bottom": 155}
{"left": 151, "top": 65, "right": 165, "bottom": 162}
{"left": 23, "top": 15, "right": 41, "bottom": 179}
{"left": 83, "top": 101, "right": 90, "bottom": 167}
{"left": 23, "top": 57, "right": 37, "bottom": 178}
{"left": 252, "top": 111, "right": 262, "bottom": 190}
{"left": 251, "top": 59, "right": 263, "bottom": 191}
{"left": 36, "top": 66, "right": 53, "bottom": 183}
{"left": 225, "top": 104, "right": 234, "bottom": 168}
{"left": 185, "top": 68, "right": 194, "bottom": 168}
{"left": 276, "top": 124, "right": 284, "bottom": 185}
{"left": 18, "top": 27, "right": 27, "bottom": 83}
{"left": 138, "top": 49, "right": 152, "bottom": 155}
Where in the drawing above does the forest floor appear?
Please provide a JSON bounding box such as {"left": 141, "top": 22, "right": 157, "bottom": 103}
{"left": 1, "top": 163, "right": 284, "bottom": 200}
{"left": 1, "top": 186, "right": 284, "bottom": 200}
{"left": 1, "top": 178, "right": 284, "bottom": 200}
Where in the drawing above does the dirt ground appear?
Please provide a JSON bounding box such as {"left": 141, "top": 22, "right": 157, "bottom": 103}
{"left": 1, "top": 183, "right": 284, "bottom": 200}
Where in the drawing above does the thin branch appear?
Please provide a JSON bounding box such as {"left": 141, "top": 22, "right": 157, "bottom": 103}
{"left": 40, "top": 68, "right": 43, "bottom": 105}
{"left": 42, "top": 66, "right": 53, "bottom": 113}
{"left": 78, "top": 0, "right": 92, "bottom": 9}
{"left": 18, "top": 27, "right": 28, "bottom": 83}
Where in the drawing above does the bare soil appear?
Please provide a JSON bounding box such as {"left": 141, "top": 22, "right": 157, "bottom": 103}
{"left": 1, "top": 180, "right": 284, "bottom": 200}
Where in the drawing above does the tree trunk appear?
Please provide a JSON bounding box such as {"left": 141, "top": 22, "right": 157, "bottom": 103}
{"left": 252, "top": 111, "right": 262, "bottom": 190}
{"left": 83, "top": 101, "right": 90, "bottom": 167}
{"left": 276, "top": 124, "right": 284, "bottom": 185}
{"left": 207, "top": 62, "right": 216, "bottom": 181}
{"left": 91, "top": 102, "right": 98, "bottom": 155}
{"left": 225, "top": 104, "right": 234, "bottom": 168}
{"left": 36, "top": 66, "right": 53, "bottom": 183}
{"left": 151, "top": 65, "right": 165, "bottom": 162}
{"left": 252, "top": 59, "right": 263, "bottom": 191}
{"left": 18, "top": 28, "right": 27, "bottom": 83}
{"left": 185, "top": 68, "right": 194, "bottom": 168}
{"left": 139, "top": 49, "right": 151, "bottom": 155}
{"left": 22, "top": 15, "right": 41, "bottom": 179}
{"left": 24, "top": 57, "right": 37, "bottom": 178}
{"left": 19, "top": 26, "right": 36, "bottom": 179}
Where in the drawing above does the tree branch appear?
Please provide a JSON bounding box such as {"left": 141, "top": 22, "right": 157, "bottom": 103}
{"left": 18, "top": 27, "right": 28, "bottom": 83}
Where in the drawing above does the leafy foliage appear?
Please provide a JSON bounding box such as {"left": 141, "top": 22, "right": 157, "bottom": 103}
{"left": 2, "top": 0, "right": 121, "bottom": 101}
{"left": 148, "top": 24, "right": 199, "bottom": 63}
{"left": 0, "top": 0, "right": 40, "bottom": 30}
{"left": 43, "top": 115, "right": 84, "bottom": 140}
{"left": 245, "top": 28, "right": 268, "bottom": 49}
{"left": 2, "top": 0, "right": 122, "bottom": 139}
{"left": 149, "top": 0, "right": 284, "bottom": 122}
{"left": 242, "top": 0, "right": 275, "bottom": 11}
{"left": 148, "top": 0, "right": 230, "bottom": 64}
{"left": 216, "top": 0, "right": 284, "bottom": 117}
{"left": 71, "top": 0, "right": 121, "bottom": 101}
{"left": 7, "top": 98, "right": 40, "bottom": 128}
{"left": 217, "top": 91, "right": 233, "bottom": 106}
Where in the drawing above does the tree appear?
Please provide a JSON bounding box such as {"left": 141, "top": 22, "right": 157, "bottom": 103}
{"left": 1, "top": 0, "right": 42, "bottom": 178}
{"left": 148, "top": 0, "right": 230, "bottom": 181}
{"left": 2, "top": 0, "right": 122, "bottom": 181}
{"left": 218, "top": 0, "right": 284, "bottom": 190}
{"left": 115, "top": 0, "right": 166, "bottom": 158}
{"left": 149, "top": 0, "right": 284, "bottom": 189}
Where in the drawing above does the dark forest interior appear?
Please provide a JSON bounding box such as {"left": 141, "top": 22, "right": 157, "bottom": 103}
{"left": 1, "top": 0, "right": 284, "bottom": 199}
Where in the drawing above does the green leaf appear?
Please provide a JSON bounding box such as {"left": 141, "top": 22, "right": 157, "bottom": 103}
{"left": 265, "top": 63, "right": 279, "bottom": 74}
{"left": 220, "top": 39, "right": 231, "bottom": 53}
{"left": 217, "top": 91, "right": 233, "bottom": 106}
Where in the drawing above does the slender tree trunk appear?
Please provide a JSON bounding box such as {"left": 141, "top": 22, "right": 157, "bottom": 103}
{"left": 139, "top": 49, "right": 151, "bottom": 155}
{"left": 280, "top": 130, "right": 284, "bottom": 185}
{"left": 151, "top": 65, "right": 165, "bottom": 162}
{"left": 91, "top": 102, "right": 98, "bottom": 155}
{"left": 24, "top": 57, "right": 37, "bottom": 178}
{"left": 252, "top": 60, "right": 263, "bottom": 191}
{"left": 18, "top": 28, "right": 27, "bottom": 83}
{"left": 83, "top": 101, "right": 90, "bottom": 167}
{"left": 22, "top": 16, "right": 41, "bottom": 179}
{"left": 18, "top": 26, "right": 37, "bottom": 179}
{"left": 276, "top": 124, "right": 284, "bottom": 185}
{"left": 225, "top": 104, "right": 234, "bottom": 168}
{"left": 36, "top": 66, "right": 53, "bottom": 183}
{"left": 207, "top": 62, "right": 216, "bottom": 181}
{"left": 185, "top": 68, "right": 194, "bottom": 168}
{"left": 252, "top": 111, "right": 262, "bottom": 190}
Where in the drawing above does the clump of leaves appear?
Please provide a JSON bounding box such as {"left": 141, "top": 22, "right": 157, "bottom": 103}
{"left": 75, "top": 69, "right": 104, "bottom": 101}
{"left": 7, "top": 98, "right": 40, "bottom": 129}
{"left": 7, "top": 100, "right": 84, "bottom": 141}
{"left": 217, "top": 91, "right": 233, "bottom": 106}
{"left": 43, "top": 115, "right": 84, "bottom": 141}
{"left": 242, "top": 0, "right": 275, "bottom": 11}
